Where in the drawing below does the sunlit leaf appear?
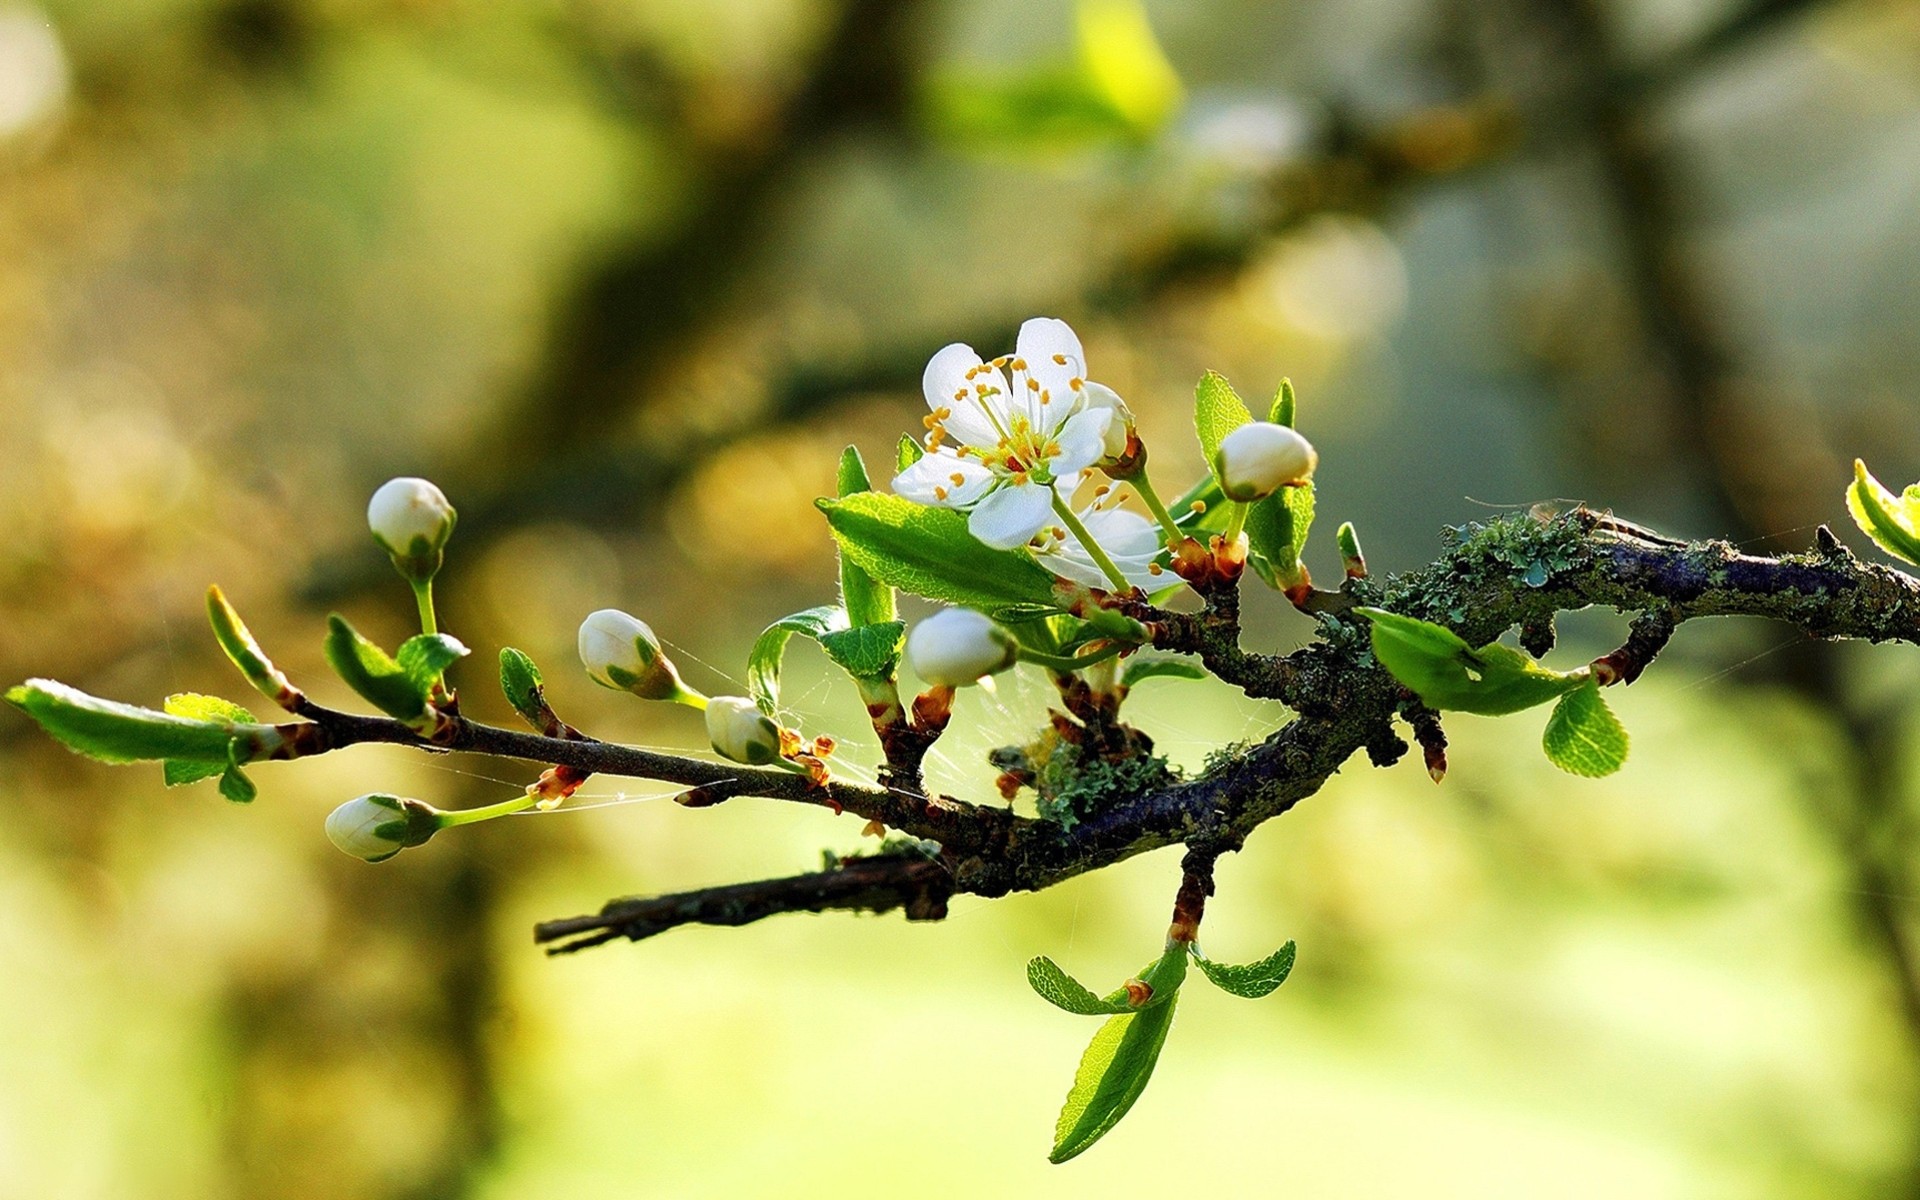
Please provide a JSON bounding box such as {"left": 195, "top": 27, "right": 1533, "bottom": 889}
{"left": 1246, "top": 481, "right": 1313, "bottom": 588}
{"left": 818, "top": 493, "right": 1061, "bottom": 610}
{"left": 1119, "top": 657, "right": 1207, "bottom": 688}
{"left": 837, "top": 445, "right": 896, "bottom": 628}
{"left": 498, "top": 648, "right": 546, "bottom": 730}
{"left": 1358, "top": 608, "right": 1583, "bottom": 715}
{"left": 1194, "top": 370, "right": 1252, "bottom": 470}
{"left": 1027, "top": 957, "right": 1136, "bottom": 1016}
{"left": 748, "top": 606, "right": 847, "bottom": 715}
{"left": 1191, "top": 941, "right": 1295, "bottom": 998}
{"left": 1542, "top": 678, "right": 1630, "bottom": 777}
{"left": 6, "top": 679, "right": 242, "bottom": 765}
{"left": 1049, "top": 946, "right": 1187, "bottom": 1163}
{"left": 396, "top": 633, "right": 467, "bottom": 695}
{"left": 323, "top": 616, "right": 428, "bottom": 721}
{"left": 1847, "top": 459, "right": 1920, "bottom": 566}
{"left": 818, "top": 622, "right": 906, "bottom": 681}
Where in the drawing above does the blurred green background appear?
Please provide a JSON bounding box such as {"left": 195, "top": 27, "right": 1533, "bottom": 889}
{"left": 4, "top": 0, "right": 1920, "bottom": 1195}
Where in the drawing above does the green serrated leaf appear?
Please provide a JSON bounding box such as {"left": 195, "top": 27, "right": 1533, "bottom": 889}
{"left": 1847, "top": 459, "right": 1920, "bottom": 566}
{"left": 396, "top": 633, "right": 468, "bottom": 694}
{"left": 896, "top": 434, "right": 925, "bottom": 472}
{"left": 817, "top": 493, "right": 1061, "bottom": 610}
{"left": 1194, "top": 370, "right": 1252, "bottom": 470}
{"left": 1358, "top": 609, "right": 1584, "bottom": 716}
{"left": 836, "top": 446, "right": 897, "bottom": 628}
{"left": 1119, "top": 657, "right": 1207, "bottom": 688}
{"left": 1192, "top": 941, "right": 1296, "bottom": 998}
{"left": 748, "top": 606, "right": 849, "bottom": 714}
{"left": 1027, "top": 957, "right": 1137, "bottom": 1016}
{"left": 163, "top": 758, "right": 226, "bottom": 787}
{"left": 1543, "top": 678, "right": 1630, "bottom": 777}
{"left": 498, "top": 648, "right": 547, "bottom": 729}
{"left": 1246, "top": 480, "right": 1314, "bottom": 588}
{"left": 323, "top": 616, "right": 428, "bottom": 721}
{"left": 7, "top": 679, "right": 245, "bottom": 764}
{"left": 818, "top": 621, "right": 906, "bottom": 681}
{"left": 1270, "top": 377, "right": 1297, "bottom": 427}
{"left": 1049, "top": 946, "right": 1187, "bottom": 1164}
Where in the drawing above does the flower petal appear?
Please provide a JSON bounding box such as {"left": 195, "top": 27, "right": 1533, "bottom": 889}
{"left": 1017, "top": 317, "right": 1088, "bottom": 428}
{"left": 1051, "top": 407, "right": 1114, "bottom": 475}
{"left": 968, "top": 480, "right": 1057, "bottom": 550}
{"left": 1040, "top": 505, "right": 1161, "bottom": 590}
{"left": 923, "top": 343, "right": 1002, "bottom": 447}
{"left": 1079, "top": 506, "right": 1160, "bottom": 558}
{"left": 893, "top": 450, "right": 994, "bottom": 508}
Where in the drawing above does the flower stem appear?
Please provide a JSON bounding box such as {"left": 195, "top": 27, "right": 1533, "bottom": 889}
{"left": 1016, "top": 643, "right": 1126, "bottom": 673}
{"left": 412, "top": 579, "right": 438, "bottom": 636}
{"left": 1132, "top": 475, "right": 1186, "bottom": 546}
{"left": 1051, "top": 492, "right": 1133, "bottom": 592}
{"left": 435, "top": 793, "right": 539, "bottom": 829}
{"left": 1221, "top": 501, "right": 1250, "bottom": 546}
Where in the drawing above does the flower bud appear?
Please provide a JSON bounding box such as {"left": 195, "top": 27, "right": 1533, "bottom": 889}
{"left": 577, "top": 609, "right": 699, "bottom": 703}
{"left": 367, "top": 477, "right": 456, "bottom": 583}
{"left": 324, "top": 793, "right": 439, "bottom": 863}
{"left": 1080, "top": 383, "right": 1135, "bottom": 465}
{"left": 705, "top": 695, "right": 783, "bottom": 765}
{"left": 1214, "top": 422, "right": 1317, "bottom": 502}
{"left": 904, "top": 608, "right": 1018, "bottom": 688}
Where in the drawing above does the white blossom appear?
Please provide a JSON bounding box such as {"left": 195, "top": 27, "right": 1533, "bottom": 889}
{"left": 1034, "top": 503, "right": 1163, "bottom": 591}
{"left": 893, "top": 318, "right": 1125, "bottom": 549}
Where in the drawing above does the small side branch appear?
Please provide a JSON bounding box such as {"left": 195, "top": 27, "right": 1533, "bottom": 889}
{"left": 534, "top": 854, "right": 954, "bottom": 954}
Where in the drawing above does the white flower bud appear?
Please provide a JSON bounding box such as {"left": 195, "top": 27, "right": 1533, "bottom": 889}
{"left": 1080, "top": 382, "right": 1135, "bottom": 464}
{"left": 904, "top": 608, "right": 1018, "bottom": 688}
{"left": 577, "top": 608, "right": 698, "bottom": 703}
{"left": 1214, "top": 422, "right": 1317, "bottom": 502}
{"left": 367, "top": 477, "right": 456, "bottom": 582}
{"left": 324, "top": 793, "right": 438, "bottom": 863}
{"left": 705, "top": 696, "right": 783, "bottom": 765}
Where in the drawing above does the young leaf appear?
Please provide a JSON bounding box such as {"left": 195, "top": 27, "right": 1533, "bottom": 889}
{"left": 1269, "top": 376, "right": 1297, "bottom": 427}
{"left": 497, "top": 648, "right": 547, "bottom": 730}
{"left": 1119, "top": 657, "right": 1207, "bottom": 689}
{"left": 1191, "top": 941, "right": 1296, "bottom": 998}
{"left": 818, "top": 622, "right": 906, "bottom": 681}
{"left": 896, "top": 434, "right": 925, "bottom": 472}
{"left": 1027, "top": 957, "right": 1136, "bottom": 1016}
{"left": 218, "top": 763, "right": 258, "bottom": 803}
{"left": 748, "top": 606, "right": 848, "bottom": 714}
{"left": 836, "top": 445, "right": 897, "bottom": 628}
{"left": 160, "top": 693, "right": 259, "bottom": 786}
{"left": 1357, "top": 609, "right": 1584, "bottom": 715}
{"left": 817, "top": 493, "right": 1061, "bottom": 610}
{"left": 1245, "top": 481, "right": 1313, "bottom": 587}
{"left": 1847, "top": 459, "right": 1920, "bottom": 566}
{"left": 396, "top": 634, "right": 468, "bottom": 695}
{"left": 1542, "top": 678, "right": 1630, "bottom": 777}
{"left": 1049, "top": 947, "right": 1188, "bottom": 1163}
{"left": 1193, "top": 370, "right": 1252, "bottom": 467}
{"left": 323, "top": 616, "right": 428, "bottom": 721}
{"left": 6, "top": 679, "right": 244, "bottom": 764}
{"left": 206, "top": 585, "right": 296, "bottom": 704}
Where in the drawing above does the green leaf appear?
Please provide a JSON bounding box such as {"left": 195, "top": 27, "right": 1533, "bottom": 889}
{"left": 323, "top": 616, "right": 428, "bottom": 721}
{"left": 837, "top": 446, "right": 897, "bottom": 628}
{"left": 1357, "top": 609, "right": 1585, "bottom": 716}
{"left": 748, "top": 606, "right": 848, "bottom": 714}
{"left": 1542, "top": 678, "right": 1630, "bottom": 777}
{"left": 896, "top": 434, "right": 925, "bottom": 472}
{"left": 206, "top": 585, "right": 295, "bottom": 704}
{"left": 817, "top": 493, "right": 1060, "bottom": 610}
{"left": 1194, "top": 370, "right": 1252, "bottom": 469}
{"left": 396, "top": 633, "right": 468, "bottom": 694}
{"left": 1246, "top": 480, "right": 1314, "bottom": 588}
{"left": 160, "top": 693, "right": 259, "bottom": 787}
{"left": 1049, "top": 947, "right": 1187, "bottom": 1164}
{"left": 1027, "top": 957, "right": 1137, "bottom": 1016}
{"left": 6, "top": 679, "right": 244, "bottom": 764}
{"left": 218, "top": 763, "right": 258, "bottom": 804}
{"left": 498, "top": 648, "right": 547, "bottom": 729}
{"left": 1847, "top": 459, "right": 1920, "bottom": 566}
{"left": 1192, "top": 941, "right": 1296, "bottom": 998}
{"left": 1119, "top": 657, "right": 1207, "bottom": 689}
{"left": 1269, "top": 377, "right": 1297, "bottom": 427}
{"left": 818, "top": 622, "right": 906, "bottom": 681}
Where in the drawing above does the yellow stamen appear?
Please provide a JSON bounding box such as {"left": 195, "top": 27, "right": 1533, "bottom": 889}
{"left": 1052, "top": 354, "right": 1067, "bottom": 365}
